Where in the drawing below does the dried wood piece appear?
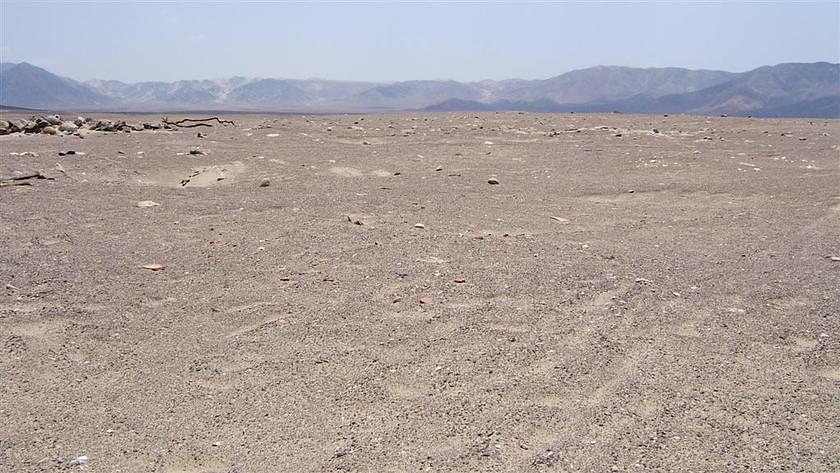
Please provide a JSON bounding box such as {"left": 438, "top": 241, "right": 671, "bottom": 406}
{"left": 162, "top": 117, "right": 236, "bottom": 128}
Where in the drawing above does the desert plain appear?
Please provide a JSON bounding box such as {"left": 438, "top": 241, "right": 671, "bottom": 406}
{"left": 0, "top": 112, "right": 839, "bottom": 472}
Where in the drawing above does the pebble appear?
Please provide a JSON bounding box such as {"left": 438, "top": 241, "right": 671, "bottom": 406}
{"left": 414, "top": 223, "right": 425, "bottom": 229}
{"left": 550, "top": 216, "right": 570, "bottom": 223}
{"left": 259, "top": 178, "right": 271, "bottom": 187}
{"left": 487, "top": 178, "right": 500, "bottom": 185}
{"left": 137, "top": 201, "right": 160, "bottom": 208}
{"left": 347, "top": 214, "right": 368, "bottom": 225}
{"left": 69, "top": 455, "right": 88, "bottom": 466}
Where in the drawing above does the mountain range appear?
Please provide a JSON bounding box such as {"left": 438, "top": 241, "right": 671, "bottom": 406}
{"left": 1, "top": 61, "right": 838, "bottom": 117}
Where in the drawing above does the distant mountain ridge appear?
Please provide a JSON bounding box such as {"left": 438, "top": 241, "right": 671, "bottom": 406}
{"left": 1, "top": 61, "right": 837, "bottom": 117}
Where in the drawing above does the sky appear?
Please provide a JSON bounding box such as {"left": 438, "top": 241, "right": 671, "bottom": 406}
{"left": 1, "top": 1, "right": 838, "bottom": 84}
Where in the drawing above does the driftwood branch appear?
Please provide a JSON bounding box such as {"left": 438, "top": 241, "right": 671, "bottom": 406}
{"left": 0, "top": 171, "right": 53, "bottom": 187}
{"left": 163, "top": 117, "right": 236, "bottom": 128}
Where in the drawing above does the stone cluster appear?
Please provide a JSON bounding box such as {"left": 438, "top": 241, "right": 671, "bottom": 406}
{"left": 0, "top": 115, "right": 171, "bottom": 136}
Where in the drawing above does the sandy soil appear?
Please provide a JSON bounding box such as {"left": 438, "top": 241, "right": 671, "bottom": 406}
{"left": 1, "top": 112, "right": 838, "bottom": 472}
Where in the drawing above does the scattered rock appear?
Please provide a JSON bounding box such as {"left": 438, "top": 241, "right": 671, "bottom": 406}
{"left": 69, "top": 455, "right": 89, "bottom": 466}
{"left": 487, "top": 178, "right": 500, "bottom": 185}
{"left": 827, "top": 256, "right": 840, "bottom": 262}
{"left": 347, "top": 214, "right": 369, "bottom": 226}
{"left": 58, "top": 150, "right": 78, "bottom": 156}
{"left": 435, "top": 166, "right": 443, "bottom": 171}
{"left": 258, "top": 178, "right": 271, "bottom": 187}
{"left": 414, "top": 223, "right": 425, "bottom": 229}
{"left": 550, "top": 216, "right": 570, "bottom": 224}
{"left": 453, "top": 277, "right": 466, "bottom": 283}
{"left": 532, "top": 450, "right": 557, "bottom": 466}
{"left": 142, "top": 263, "right": 165, "bottom": 271}
{"left": 19, "top": 152, "right": 39, "bottom": 157}
{"left": 179, "top": 163, "right": 243, "bottom": 187}
{"left": 188, "top": 147, "right": 206, "bottom": 156}
{"left": 419, "top": 296, "right": 432, "bottom": 305}
{"left": 136, "top": 201, "right": 160, "bottom": 208}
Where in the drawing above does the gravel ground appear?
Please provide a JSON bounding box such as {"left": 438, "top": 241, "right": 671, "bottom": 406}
{"left": 1, "top": 112, "right": 838, "bottom": 472}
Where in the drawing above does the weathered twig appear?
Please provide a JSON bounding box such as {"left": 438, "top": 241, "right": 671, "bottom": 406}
{"left": 0, "top": 171, "right": 54, "bottom": 187}
{"left": 163, "top": 117, "right": 236, "bottom": 128}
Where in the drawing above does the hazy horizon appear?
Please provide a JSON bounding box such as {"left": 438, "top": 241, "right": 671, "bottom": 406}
{"left": 2, "top": 2, "right": 838, "bottom": 84}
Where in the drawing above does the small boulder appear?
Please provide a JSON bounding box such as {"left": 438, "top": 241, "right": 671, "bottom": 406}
{"left": 23, "top": 120, "right": 41, "bottom": 133}
{"left": 59, "top": 122, "right": 78, "bottom": 133}
{"left": 41, "top": 126, "right": 58, "bottom": 135}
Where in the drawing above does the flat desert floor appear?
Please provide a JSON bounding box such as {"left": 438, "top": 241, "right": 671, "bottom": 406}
{"left": 1, "top": 112, "right": 838, "bottom": 472}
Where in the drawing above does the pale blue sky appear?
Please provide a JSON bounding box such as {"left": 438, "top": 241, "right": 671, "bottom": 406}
{"left": 1, "top": 1, "right": 838, "bottom": 83}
